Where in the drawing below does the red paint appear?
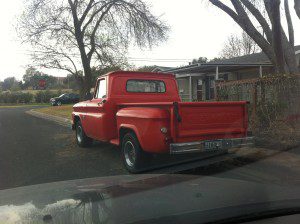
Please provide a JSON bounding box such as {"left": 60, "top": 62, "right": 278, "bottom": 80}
{"left": 72, "top": 71, "right": 249, "bottom": 153}
{"left": 39, "top": 79, "right": 46, "bottom": 88}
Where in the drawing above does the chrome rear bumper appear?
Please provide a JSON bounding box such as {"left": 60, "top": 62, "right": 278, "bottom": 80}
{"left": 170, "top": 137, "right": 254, "bottom": 154}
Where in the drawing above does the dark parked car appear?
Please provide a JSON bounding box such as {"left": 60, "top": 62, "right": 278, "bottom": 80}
{"left": 50, "top": 93, "right": 80, "bottom": 106}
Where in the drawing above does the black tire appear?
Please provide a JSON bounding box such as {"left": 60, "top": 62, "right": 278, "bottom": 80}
{"left": 57, "top": 101, "right": 62, "bottom": 106}
{"left": 75, "top": 120, "right": 93, "bottom": 147}
{"left": 121, "top": 132, "right": 147, "bottom": 173}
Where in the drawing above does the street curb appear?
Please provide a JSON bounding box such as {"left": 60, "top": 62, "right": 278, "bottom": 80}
{"left": 26, "top": 109, "right": 72, "bottom": 128}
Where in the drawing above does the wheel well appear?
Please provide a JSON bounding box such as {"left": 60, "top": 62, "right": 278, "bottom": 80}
{"left": 73, "top": 115, "right": 80, "bottom": 125}
{"left": 119, "top": 127, "right": 135, "bottom": 142}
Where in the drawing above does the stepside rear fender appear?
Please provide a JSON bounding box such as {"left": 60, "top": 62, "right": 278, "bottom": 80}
{"left": 116, "top": 107, "right": 170, "bottom": 153}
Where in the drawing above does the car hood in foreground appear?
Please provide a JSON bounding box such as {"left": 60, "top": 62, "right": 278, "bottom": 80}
{"left": 0, "top": 174, "right": 299, "bottom": 224}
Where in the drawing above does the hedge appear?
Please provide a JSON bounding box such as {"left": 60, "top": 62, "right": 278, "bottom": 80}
{"left": 0, "top": 90, "right": 64, "bottom": 104}
{"left": 35, "top": 90, "right": 62, "bottom": 103}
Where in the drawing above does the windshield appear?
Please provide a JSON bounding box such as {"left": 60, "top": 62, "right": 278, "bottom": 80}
{"left": 0, "top": 0, "right": 300, "bottom": 223}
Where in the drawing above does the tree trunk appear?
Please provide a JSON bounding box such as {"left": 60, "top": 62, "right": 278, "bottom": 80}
{"left": 69, "top": 0, "right": 93, "bottom": 98}
{"left": 75, "top": 74, "right": 86, "bottom": 100}
{"left": 267, "top": 0, "right": 285, "bottom": 73}
{"left": 265, "top": 0, "right": 298, "bottom": 74}
{"left": 83, "top": 64, "right": 93, "bottom": 94}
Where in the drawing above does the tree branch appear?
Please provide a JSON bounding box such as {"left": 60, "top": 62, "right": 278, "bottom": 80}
{"left": 240, "top": 0, "right": 272, "bottom": 44}
{"left": 295, "top": 0, "right": 300, "bottom": 19}
{"left": 87, "top": 3, "right": 115, "bottom": 61}
{"left": 82, "top": 0, "right": 118, "bottom": 34}
{"left": 284, "top": 0, "right": 294, "bottom": 47}
{"left": 79, "top": 0, "right": 95, "bottom": 25}
{"left": 210, "top": 0, "right": 275, "bottom": 64}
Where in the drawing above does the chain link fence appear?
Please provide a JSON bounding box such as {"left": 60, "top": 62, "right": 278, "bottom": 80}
{"left": 216, "top": 74, "right": 300, "bottom": 148}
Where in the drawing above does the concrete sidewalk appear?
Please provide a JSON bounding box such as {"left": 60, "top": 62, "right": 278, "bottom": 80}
{"left": 26, "top": 109, "right": 72, "bottom": 128}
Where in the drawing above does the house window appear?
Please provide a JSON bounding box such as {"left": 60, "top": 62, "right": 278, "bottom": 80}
{"left": 126, "top": 80, "right": 166, "bottom": 93}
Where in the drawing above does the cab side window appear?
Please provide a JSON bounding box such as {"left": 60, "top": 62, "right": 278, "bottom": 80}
{"left": 95, "top": 79, "right": 107, "bottom": 99}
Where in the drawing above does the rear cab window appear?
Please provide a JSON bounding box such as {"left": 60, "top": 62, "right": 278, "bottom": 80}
{"left": 126, "top": 79, "right": 166, "bottom": 93}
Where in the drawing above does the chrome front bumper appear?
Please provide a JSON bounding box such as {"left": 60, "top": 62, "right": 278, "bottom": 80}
{"left": 170, "top": 137, "right": 254, "bottom": 154}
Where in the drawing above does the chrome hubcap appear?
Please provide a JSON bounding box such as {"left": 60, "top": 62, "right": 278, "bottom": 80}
{"left": 76, "top": 126, "right": 83, "bottom": 143}
{"left": 124, "top": 141, "right": 136, "bottom": 167}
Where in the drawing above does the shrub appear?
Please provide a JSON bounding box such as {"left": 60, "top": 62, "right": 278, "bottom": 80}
{"left": 0, "top": 92, "right": 34, "bottom": 104}
{"left": 19, "top": 92, "right": 33, "bottom": 103}
{"left": 34, "top": 90, "right": 62, "bottom": 103}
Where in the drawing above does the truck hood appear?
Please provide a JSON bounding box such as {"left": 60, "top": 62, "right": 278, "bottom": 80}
{"left": 0, "top": 174, "right": 299, "bottom": 224}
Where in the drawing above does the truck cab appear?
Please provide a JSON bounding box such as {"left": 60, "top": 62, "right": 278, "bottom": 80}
{"left": 72, "top": 71, "right": 252, "bottom": 173}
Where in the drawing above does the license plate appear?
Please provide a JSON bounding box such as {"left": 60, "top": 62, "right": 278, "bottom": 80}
{"left": 204, "top": 140, "right": 223, "bottom": 151}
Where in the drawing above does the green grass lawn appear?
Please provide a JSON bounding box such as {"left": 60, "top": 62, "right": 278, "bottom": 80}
{"left": 33, "top": 105, "right": 74, "bottom": 119}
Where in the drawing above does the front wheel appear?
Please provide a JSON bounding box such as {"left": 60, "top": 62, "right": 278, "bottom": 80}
{"left": 121, "top": 132, "right": 147, "bottom": 173}
{"left": 75, "top": 120, "right": 93, "bottom": 147}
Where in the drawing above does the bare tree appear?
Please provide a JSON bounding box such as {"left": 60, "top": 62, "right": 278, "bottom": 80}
{"left": 19, "top": 0, "right": 169, "bottom": 97}
{"left": 221, "top": 32, "right": 260, "bottom": 59}
{"left": 210, "top": 0, "right": 298, "bottom": 74}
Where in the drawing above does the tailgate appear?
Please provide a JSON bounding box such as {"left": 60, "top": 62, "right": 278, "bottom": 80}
{"left": 173, "top": 101, "right": 248, "bottom": 142}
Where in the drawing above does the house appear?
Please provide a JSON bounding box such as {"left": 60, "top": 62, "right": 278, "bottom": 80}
{"left": 154, "top": 46, "right": 300, "bottom": 102}
{"left": 54, "top": 76, "right": 67, "bottom": 85}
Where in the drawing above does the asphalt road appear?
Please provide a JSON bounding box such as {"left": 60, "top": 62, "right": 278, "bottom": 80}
{"left": 1, "top": 106, "right": 300, "bottom": 190}
{"left": 0, "top": 106, "right": 127, "bottom": 190}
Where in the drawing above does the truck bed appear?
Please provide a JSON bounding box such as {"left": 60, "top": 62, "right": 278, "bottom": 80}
{"left": 118, "top": 101, "right": 249, "bottom": 144}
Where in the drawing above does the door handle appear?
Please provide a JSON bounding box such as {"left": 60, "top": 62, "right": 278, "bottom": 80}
{"left": 98, "top": 99, "right": 107, "bottom": 106}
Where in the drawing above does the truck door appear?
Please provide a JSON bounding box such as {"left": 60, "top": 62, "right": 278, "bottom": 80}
{"left": 84, "top": 78, "right": 107, "bottom": 140}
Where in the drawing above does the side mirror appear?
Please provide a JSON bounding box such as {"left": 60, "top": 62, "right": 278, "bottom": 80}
{"left": 84, "top": 92, "right": 93, "bottom": 100}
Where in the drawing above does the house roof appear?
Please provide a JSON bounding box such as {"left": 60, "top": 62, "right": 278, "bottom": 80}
{"left": 164, "top": 63, "right": 273, "bottom": 75}
{"left": 207, "top": 52, "right": 269, "bottom": 64}
{"left": 162, "top": 45, "right": 300, "bottom": 74}
{"left": 151, "top": 66, "right": 175, "bottom": 72}
{"left": 207, "top": 45, "right": 300, "bottom": 65}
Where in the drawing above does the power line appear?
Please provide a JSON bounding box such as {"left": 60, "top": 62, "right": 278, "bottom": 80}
{"left": 13, "top": 50, "right": 194, "bottom": 62}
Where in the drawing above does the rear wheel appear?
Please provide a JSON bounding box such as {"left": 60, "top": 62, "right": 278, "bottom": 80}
{"left": 75, "top": 120, "right": 93, "bottom": 147}
{"left": 121, "top": 132, "right": 147, "bottom": 173}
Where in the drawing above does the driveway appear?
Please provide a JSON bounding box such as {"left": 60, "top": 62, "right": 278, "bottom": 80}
{"left": 1, "top": 106, "right": 300, "bottom": 190}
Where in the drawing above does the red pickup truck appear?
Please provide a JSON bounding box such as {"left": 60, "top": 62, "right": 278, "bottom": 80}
{"left": 72, "top": 71, "right": 253, "bottom": 172}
